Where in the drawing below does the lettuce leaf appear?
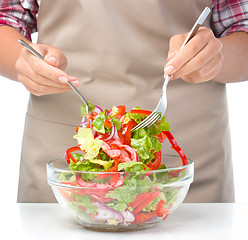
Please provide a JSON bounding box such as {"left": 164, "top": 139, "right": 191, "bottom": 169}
{"left": 70, "top": 193, "right": 98, "bottom": 215}
{"left": 81, "top": 101, "right": 96, "bottom": 117}
{"left": 123, "top": 112, "right": 147, "bottom": 125}
{"left": 131, "top": 129, "right": 153, "bottom": 161}
{"left": 144, "top": 117, "right": 170, "bottom": 138}
{"left": 111, "top": 116, "right": 121, "bottom": 130}
{"left": 88, "top": 158, "right": 114, "bottom": 171}
{"left": 105, "top": 176, "right": 154, "bottom": 212}
{"left": 92, "top": 112, "right": 106, "bottom": 134}
{"left": 118, "top": 161, "right": 149, "bottom": 172}
{"left": 73, "top": 128, "right": 102, "bottom": 159}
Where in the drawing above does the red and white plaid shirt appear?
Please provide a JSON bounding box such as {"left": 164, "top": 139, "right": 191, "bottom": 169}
{"left": 0, "top": 0, "right": 248, "bottom": 41}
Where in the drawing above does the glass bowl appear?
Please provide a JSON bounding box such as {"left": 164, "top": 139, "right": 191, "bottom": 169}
{"left": 47, "top": 155, "right": 193, "bottom": 231}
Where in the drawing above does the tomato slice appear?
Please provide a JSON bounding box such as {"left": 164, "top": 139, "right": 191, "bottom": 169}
{"left": 95, "top": 133, "right": 111, "bottom": 141}
{"left": 111, "top": 105, "right": 126, "bottom": 118}
{"left": 104, "top": 118, "right": 112, "bottom": 129}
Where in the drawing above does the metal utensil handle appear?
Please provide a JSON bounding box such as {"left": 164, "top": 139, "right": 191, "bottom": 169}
{"left": 67, "top": 81, "right": 88, "bottom": 104}
{"left": 163, "top": 7, "right": 210, "bottom": 100}
{"left": 179, "top": 7, "right": 211, "bottom": 51}
{"left": 18, "top": 39, "right": 88, "bottom": 107}
{"left": 18, "top": 39, "right": 44, "bottom": 60}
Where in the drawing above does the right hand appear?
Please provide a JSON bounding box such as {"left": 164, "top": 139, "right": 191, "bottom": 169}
{"left": 15, "top": 43, "right": 79, "bottom": 96}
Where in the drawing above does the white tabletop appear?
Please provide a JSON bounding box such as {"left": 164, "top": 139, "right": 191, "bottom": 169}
{"left": 2, "top": 203, "right": 247, "bottom": 240}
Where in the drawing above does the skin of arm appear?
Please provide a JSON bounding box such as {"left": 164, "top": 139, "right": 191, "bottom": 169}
{"left": 215, "top": 32, "right": 248, "bottom": 83}
{"left": 164, "top": 28, "right": 248, "bottom": 84}
{"left": 0, "top": 25, "right": 29, "bottom": 80}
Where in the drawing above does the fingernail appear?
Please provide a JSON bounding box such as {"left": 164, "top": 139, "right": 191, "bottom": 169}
{"left": 164, "top": 65, "right": 174, "bottom": 75}
{"left": 70, "top": 80, "right": 79, "bottom": 87}
{"left": 45, "top": 56, "right": 57, "bottom": 66}
{"left": 58, "top": 76, "right": 68, "bottom": 83}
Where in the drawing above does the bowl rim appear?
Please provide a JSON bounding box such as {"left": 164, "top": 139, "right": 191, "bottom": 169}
{"left": 47, "top": 154, "right": 193, "bottom": 175}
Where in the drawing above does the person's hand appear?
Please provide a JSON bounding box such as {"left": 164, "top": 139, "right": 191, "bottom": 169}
{"left": 164, "top": 27, "right": 223, "bottom": 83}
{"left": 15, "top": 43, "right": 79, "bottom": 96}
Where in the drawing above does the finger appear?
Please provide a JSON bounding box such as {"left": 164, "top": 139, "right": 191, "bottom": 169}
{"left": 43, "top": 52, "right": 67, "bottom": 71}
{"left": 167, "top": 33, "right": 187, "bottom": 62}
{"left": 172, "top": 38, "right": 222, "bottom": 79}
{"left": 19, "top": 74, "right": 72, "bottom": 96}
{"left": 182, "top": 53, "right": 223, "bottom": 83}
{"left": 165, "top": 28, "right": 212, "bottom": 75}
{"left": 22, "top": 47, "right": 70, "bottom": 84}
{"left": 19, "top": 59, "right": 71, "bottom": 89}
{"left": 31, "top": 43, "right": 68, "bottom": 71}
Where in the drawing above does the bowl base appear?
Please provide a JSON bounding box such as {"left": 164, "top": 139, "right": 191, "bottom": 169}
{"left": 79, "top": 221, "right": 162, "bottom": 232}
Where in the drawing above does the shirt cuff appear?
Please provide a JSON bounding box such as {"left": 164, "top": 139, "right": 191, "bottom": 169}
{"left": 219, "top": 22, "right": 248, "bottom": 38}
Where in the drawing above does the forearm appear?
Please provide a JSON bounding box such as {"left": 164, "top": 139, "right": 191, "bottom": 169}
{"left": 0, "top": 25, "right": 31, "bottom": 81}
{"left": 214, "top": 32, "right": 248, "bottom": 83}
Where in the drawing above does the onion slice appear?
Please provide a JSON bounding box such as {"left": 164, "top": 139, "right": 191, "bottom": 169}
{"left": 88, "top": 119, "right": 93, "bottom": 130}
{"left": 113, "top": 128, "right": 120, "bottom": 141}
{"left": 93, "top": 201, "right": 124, "bottom": 223}
{"left": 104, "top": 125, "right": 116, "bottom": 141}
{"left": 94, "top": 105, "right": 103, "bottom": 113}
{"left": 81, "top": 120, "right": 89, "bottom": 128}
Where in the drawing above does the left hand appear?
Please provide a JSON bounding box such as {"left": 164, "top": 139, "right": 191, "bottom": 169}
{"left": 164, "top": 27, "right": 223, "bottom": 83}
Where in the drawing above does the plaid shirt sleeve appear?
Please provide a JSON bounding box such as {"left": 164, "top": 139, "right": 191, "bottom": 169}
{"left": 0, "top": 0, "right": 39, "bottom": 41}
{"left": 212, "top": 0, "right": 248, "bottom": 37}
{"left": 0, "top": 1, "right": 248, "bottom": 41}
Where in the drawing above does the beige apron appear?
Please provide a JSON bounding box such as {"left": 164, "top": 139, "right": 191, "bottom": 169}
{"left": 17, "top": 0, "right": 234, "bottom": 203}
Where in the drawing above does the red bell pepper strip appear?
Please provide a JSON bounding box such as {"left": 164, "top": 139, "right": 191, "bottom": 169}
{"left": 147, "top": 151, "right": 162, "bottom": 170}
{"left": 116, "top": 129, "right": 124, "bottom": 144}
{"left": 107, "top": 161, "right": 119, "bottom": 172}
{"left": 156, "top": 199, "right": 166, "bottom": 217}
{"left": 133, "top": 191, "right": 161, "bottom": 214}
{"left": 123, "top": 119, "right": 137, "bottom": 145}
{"left": 130, "top": 109, "right": 152, "bottom": 116}
{"left": 128, "top": 192, "right": 152, "bottom": 209}
{"left": 162, "top": 210, "right": 170, "bottom": 221}
{"left": 163, "top": 131, "right": 188, "bottom": 165}
{"left": 168, "top": 168, "right": 184, "bottom": 178}
{"left": 135, "top": 211, "right": 157, "bottom": 225}
{"left": 65, "top": 146, "right": 82, "bottom": 164}
{"left": 157, "top": 131, "right": 167, "bottom": 142}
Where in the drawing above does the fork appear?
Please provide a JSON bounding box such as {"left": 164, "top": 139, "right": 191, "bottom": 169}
{"left": 18, "top": 39, "right": 90, "bottom": 115}
{"left": 132, "top": 7, "right": 211, "bottom": 131}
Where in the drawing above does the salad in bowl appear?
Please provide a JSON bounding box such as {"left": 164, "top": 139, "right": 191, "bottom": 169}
{"left": 47, "top": 103, "right": 194, "bottom": 231}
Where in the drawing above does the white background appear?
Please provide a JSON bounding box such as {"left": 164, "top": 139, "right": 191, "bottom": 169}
{"left": 1, "top": 76, "right": 248, "bottom": 203}
{"left": 0, "top": 33, "right": 248, "bottom": 203}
